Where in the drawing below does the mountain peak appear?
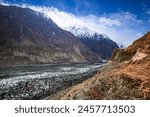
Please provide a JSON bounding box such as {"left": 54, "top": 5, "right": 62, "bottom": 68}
{"left": 65, "top": 26, "right": 94, "bottom": 37}
{"left": 65, "top": 26, "right": 118, "bottom": 59}
{"left": 65, "top": 26, "right": 111, "bottom": 41}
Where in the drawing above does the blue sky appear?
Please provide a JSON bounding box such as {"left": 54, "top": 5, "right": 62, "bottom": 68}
{"left": 1, "top": 0, "right": 150, "bottom": 16}
{"left": 0, "top": 0, "right": 150, "bottom": 46}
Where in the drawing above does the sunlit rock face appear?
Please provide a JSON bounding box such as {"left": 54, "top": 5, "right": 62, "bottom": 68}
{"left": 47, "top": 32, "right": 150, "bottom": 100}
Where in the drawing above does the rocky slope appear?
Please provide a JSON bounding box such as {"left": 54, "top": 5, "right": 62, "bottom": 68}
{"left": 66, "top": 26, "right": 119, "bottom": 59}
{"left": 0, "top": 5, "right": 100, "bottom": 67}
{"left": 47, "top": 32, "right": 150, "bottom": 100}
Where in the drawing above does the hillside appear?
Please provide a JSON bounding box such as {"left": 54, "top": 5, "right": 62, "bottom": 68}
{"left": 66, "top": 26, "right": 119, "bottom": 59}
{"left": 0, "top": 5, "right": 100, "bottom": 67}
{"left": 47, "top": 32, "right": 150, "bottom": 100}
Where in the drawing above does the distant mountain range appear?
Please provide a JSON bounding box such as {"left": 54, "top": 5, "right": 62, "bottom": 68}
{"left": 66, "top": 26, "right": 119, "bottom": 59}
{"left": 0, "top": 5, "right": 101, "bottom": 67}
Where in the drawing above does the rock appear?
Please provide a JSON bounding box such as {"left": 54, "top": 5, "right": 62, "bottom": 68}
{"left": 47, "top": 32, "right": 150, "bottom": 100}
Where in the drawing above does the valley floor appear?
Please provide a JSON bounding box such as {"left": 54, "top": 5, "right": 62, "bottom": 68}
{"left": 0, "top": 63, "right": 103, "bottom": 100}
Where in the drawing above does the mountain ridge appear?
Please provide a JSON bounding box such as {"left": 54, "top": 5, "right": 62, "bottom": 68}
{"left": 66, "top": 26, "right": 119, "bottom": 59}
{"left": 0, "top": 5, "right": 101, "bottom": 67}
{"left": 65, "top": 26, "right": 110, "bottom": 40}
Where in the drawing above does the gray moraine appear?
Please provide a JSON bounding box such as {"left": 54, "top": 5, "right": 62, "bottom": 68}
{"left": 0, "top": 63, "right": 103, "bottom": 100}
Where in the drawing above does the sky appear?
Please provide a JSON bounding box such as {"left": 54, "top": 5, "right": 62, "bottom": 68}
{"left": 0, "top": 0, "right": 150, "bottom": 46}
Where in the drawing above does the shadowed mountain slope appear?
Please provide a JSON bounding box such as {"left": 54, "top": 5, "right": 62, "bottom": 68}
{"left": 66, "top": 26, "right": 119, "bottom": 59}
{"left": 0, "top": 5, "right": 100, "bottom": 67}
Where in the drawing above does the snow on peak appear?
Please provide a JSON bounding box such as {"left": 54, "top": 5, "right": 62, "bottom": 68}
{"left": 65, "top": 26, "right": 110, "bottom": 40}
{"left": 65, "top": 26, "right": 95, "bottom": 37}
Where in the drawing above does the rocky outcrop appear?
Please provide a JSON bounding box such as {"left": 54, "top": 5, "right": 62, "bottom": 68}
{"left": 47, "top": 32, "right": 150, "bottom": 100}
{"left": 110, "top": 48, "right": 136, "bottom": 62}
{"left": 0, "top": 5, "right": 100, "bottom": 67}
{"left": 111, "top": 32, "right": 150, "bottom": 62}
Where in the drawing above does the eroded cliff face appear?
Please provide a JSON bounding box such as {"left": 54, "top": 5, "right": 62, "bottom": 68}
{"left": 111, "top": 32, "right": 150, "bottom": 62}
{"left": 47, "top": 32, "right": 150, "bottom": 100}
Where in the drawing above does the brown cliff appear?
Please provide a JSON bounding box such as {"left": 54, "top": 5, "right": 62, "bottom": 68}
{"left": 47, "top": 32, "right": 150, "bottom": 100}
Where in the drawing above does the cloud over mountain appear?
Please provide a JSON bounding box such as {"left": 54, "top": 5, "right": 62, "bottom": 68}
{"left": 20, "top": 5, "right": 146, "bottom": 46}
{"left": 0, "top": 1, "right": 149, "bottom": 46}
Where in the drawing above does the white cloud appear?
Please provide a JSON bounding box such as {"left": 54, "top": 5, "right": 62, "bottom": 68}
{"left": 0, "top": 0, "right": 10, "bottom": 6}
{"left": 0, "top": 3, "right": 147, "bottom": 47}
{"left": 98, "top": 17, "right": 121, "bottom": 27}
{"left": 26, "top": 5, "right": 144, "bottom": 46}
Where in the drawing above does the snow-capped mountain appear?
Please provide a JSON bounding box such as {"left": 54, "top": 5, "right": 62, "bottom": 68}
{"left": 65, "top": 26, "right": 94, "bottom": 37}
{"left": 65, "top": 26, "right": 119, "bottom": 59}
{"left": 65, "top": 26, "right": 110, "bottom": 41}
